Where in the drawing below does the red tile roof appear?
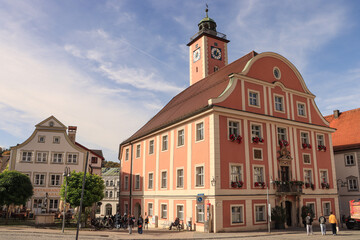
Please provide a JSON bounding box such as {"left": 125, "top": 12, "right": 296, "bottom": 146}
{"left": 122, "top": 51, "right": 258, "bottom": 144}
{"left": 324, "top": 108, "right": 360, "bottom": 147}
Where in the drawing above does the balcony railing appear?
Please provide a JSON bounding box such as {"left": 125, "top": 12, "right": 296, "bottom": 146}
{"left": 275, "top": 182, "right": 303, "bottom": 195}
{"left": 189, "top": 28, "right": 227, "bottom": 42}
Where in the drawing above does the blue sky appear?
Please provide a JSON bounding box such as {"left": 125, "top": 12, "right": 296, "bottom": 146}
{"left": 1, "top": 0, "right": 360, "bottom": 161}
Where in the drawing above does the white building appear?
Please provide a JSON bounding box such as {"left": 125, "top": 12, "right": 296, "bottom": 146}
{"left": 97, "top": 167, "right": 120, "bottom": 217}
{"left": 9, "top": 116, "right": 104, "bottom": 214}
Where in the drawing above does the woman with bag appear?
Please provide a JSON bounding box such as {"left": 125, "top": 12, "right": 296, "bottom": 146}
{"left": 137, "top": 215, "right": 144, "bottom": 234}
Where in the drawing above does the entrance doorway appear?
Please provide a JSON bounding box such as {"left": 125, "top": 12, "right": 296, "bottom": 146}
{"left": 285, "top": 201, "right": 292, "bottom": 227}
{"left": 134, "top": 203, "right": 141, "bottom": 218}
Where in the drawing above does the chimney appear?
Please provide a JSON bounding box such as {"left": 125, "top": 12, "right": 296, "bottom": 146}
{"left": 68, "top": 126, "right": 77, "bottom": 143}
{"left": 334, "top": 110, "right": 340, "bottom": 119}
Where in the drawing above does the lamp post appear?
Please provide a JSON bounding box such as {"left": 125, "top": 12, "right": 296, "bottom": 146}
{"left": 62, "top": 166, "right": 71, "bottom": 234}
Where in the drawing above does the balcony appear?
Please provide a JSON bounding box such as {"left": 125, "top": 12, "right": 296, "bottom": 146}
{"left": 275, "top": 182, "right": 303, "bottom": 195}
{"left": 189, "top": 28, "right": 227, "bottom": 42}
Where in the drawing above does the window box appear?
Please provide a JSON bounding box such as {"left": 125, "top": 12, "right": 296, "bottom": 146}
{"left": 302, "top": 143, "right": 312, "bottom": 149}
{"left": 231, "top": 181, "right": 244, "bottom": 188}
{"left": 252, "top": 137, "right": 264, "bottom": 143}
{"left": 229, "top": 134, "right": 242, "bottom": 144}
{"left": 255, "top": 181, "right": 266, "bottom": 188}
{"left": 321, "top": 182, "right": 330, "bottom": 189}
{"left": 279, "top": 140, "right": 289, "bottom": 147}
{"left": 305, "top": 183, "right": 315, "bottom": 190}
{"left": 318, "top": 145, "right": 327, "bottom": 151}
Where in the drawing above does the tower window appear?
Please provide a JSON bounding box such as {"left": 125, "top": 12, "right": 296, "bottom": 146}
{"left": 196, "top": 67, "right": 198, "bottom": 72}
{"left": 196, "top": 44, "right": 198, "bottom": 48}
{"left": 214, "top": 42, "right": 218, "bottom": 46}
{"left": 214, "top": 66, "right": 219, "bottom": 72}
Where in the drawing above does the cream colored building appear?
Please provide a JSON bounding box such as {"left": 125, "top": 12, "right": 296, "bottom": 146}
{"left": 9, "top": 116, "right": 104, "bottom": 214}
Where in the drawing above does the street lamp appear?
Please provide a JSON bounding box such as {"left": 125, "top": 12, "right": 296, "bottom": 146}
{"left": 62, "top": 166, "right": 71, "bottom": 234}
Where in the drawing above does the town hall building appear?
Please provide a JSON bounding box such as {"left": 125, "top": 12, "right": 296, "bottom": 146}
{"left": 118, "top": 9, "right": 338, "bottom": 232}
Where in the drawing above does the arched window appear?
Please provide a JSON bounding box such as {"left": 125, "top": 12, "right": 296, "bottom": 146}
{"left": 109, "top": 191, "right": 113, "bottom": 198}
{"left": 110, "top": 180, "right": 113, "bottom": 186}
{"left": 106, "top": 180, "right": 109, "bottom": 186}
{"left": 106, "top": 204, "right": 112, "bottom": 216}
{"left": 105, "top": 191, "right": 108, "bottom": 198}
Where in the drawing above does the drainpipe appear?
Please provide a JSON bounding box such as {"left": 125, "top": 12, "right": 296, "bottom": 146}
{"left": 129, "top": 143, "right": 133, "bottom": 215}
{"left": 118, "top": 145, "right": 122, "bottom": 214}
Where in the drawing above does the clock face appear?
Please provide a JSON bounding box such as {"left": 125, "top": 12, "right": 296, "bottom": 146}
{"left": 193, "top": 48, "right": 201, "bottom": 62}
{"left": 211, "top": 47, "right": 222, "bottom": 60}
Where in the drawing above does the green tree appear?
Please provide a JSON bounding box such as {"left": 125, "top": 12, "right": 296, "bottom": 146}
{"left": 60, "top": 171, "right": 104, "bottom": 209}
{"left": 102, "top": 160, "right": 120, "bottom": 168}
{"left": 0, "top": 170, "right": 33, "bottom": 223}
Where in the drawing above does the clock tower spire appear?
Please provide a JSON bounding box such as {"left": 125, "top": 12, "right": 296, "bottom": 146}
{"left": 187, "top": 5, "right": 230, "bottom": 86}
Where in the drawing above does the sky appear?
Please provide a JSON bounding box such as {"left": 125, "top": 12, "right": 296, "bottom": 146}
{"left": 1, "top": 0, "right": 360, "bottom": 162}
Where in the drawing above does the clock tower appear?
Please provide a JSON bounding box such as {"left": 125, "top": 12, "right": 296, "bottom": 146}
{"left": 187, "top": 7, "right": 230, "bottom": 85}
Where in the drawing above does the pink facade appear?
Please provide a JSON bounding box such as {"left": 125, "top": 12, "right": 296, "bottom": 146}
{"left": 118, "top": 13, "right": 338, "bottom": 233}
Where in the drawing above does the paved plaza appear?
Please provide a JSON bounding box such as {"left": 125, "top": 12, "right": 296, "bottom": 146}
{"left": 0, "top": 226, "right": 360, "bottom": 240}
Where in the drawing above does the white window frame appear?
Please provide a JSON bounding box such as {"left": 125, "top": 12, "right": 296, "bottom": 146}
{"left": 148, "top": 202, "right": 153, "bottom": 216}
{"left": 176, "top": 168, "right": 184, "bottom": 189}
{"left": 304, "top": 169, "right": 313, "bottom": 184}
{"left": 303, "top": 153, "right": 311, "bottom": 164}
{"left": 274, "top": 94, "right": 285, "bottom": 113}
{"left": 230, "top": 204, "right": 245, "bottom": 225}
{"left": 248, "top": 89, "right": 260, "bottom": 108}
{"left": 125, "top": 148, "right": 129, "bottom": 161}
{"left": 161, "top": 170, "right": 167, "bottom": 189}
{"left": 300, "top": 131, "right": 310, "bottom": 145}
{"left": 161, "top": 204, "right": 167, "bottom": 219}
{"left": 49, "top": 174, "right": 61, "bottom": 186}
{"left": 49, "top": 199, "right": 59, "bottom": 210}
{"left": 148, "top": 172, "right": 154, "bottom": 189}
{"left": 254, "top": 204, "right": 267, "bottom": 223}
{"left": 176, "top": 204, "right": 184, "bottom": 220}
{"left": 67, "top": 153, "right": 78, "bottom": 164}
{"left": 136, "top": 144, "right": 141, "bottom": 158}
{"left": 253, "top": 148, "right": 263, "bottom": 160}
{"left": 53, "top": 136, "right": 60, "bottom": 144}
{"left": 297, "top": 101, "right": 307, "bottom": 117}
{"left": 36, "top": 151, "right": 47, "bottom": 163}
{"left": 162, "top": 135, "right": 168, "bottom": 151}
{"left": 253, "top": 165, "right": 265, "bottom": 186}
{"left": 228, "top": 119, "right": 241, "bottom": 138}
{"left": 195, "top": 121, "right": 204, "bottom": 142}
{"left": 196, "top": 204, "right": 205, "bottom": 223}
{"left": 347, "top": 177, "right": 359, "bottom": 191}
{"left": 317, "top": 134, "right": 325, "bottom": 147}
{"left": 195, "top": 165, "right": 205, "bottom": 187}
{"left": 251, "top": 123, "right": 263, "bottom": 139}
{"left": 177, "top": 128, "right": 185, "bottom": 147}
{"left": 230, "top": 164, "right": 243, "bottom": 184}
{"left": 52, "top": 152, "right": 63, "bottom": 163}
{"left": 34, "top": 173, "right": 46, "bottom": 186}
{"left": 319, "top": 169, "right": 328, "bottom": 184}
{"left": 149, "top": 139, "right": 154, "bottom": 155}
{"left": 277, "top": 127, "right": 287, "bottom": 141}
{"left": 345, "top": 153, "right": 356, "bottom": 166}
{"left": 21, "top": 151, "right": 33, "bottom": 162}
{"left": 124, "top": 175, "right": 129, "bottom": 190}
{"left": 306, "top": 202, "right": 316, "bottom": 218}
{"left": 38, "top": 135, "right": 45, "bottom": 143}
{"left": 135, "top": 174, "right": 140, "bottom": 190}
{"left": 323, "top": 202, "right": 331, "bottom": 216}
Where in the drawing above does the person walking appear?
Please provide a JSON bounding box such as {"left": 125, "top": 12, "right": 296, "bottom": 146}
{"left": 329, "top": 211, "right": 338, "bottom": 235}
{"left": 305, "top": 213, "right": 313, "bottom": 235}
{"left": 137, "top": 215, "right": 144, "bottom": 234}
{"left": 144, "top": 214, "right": 149, "bottom": 230}
{"left": 319, "top": 215, "right": 326, "bottom": 235}
{"left": 128, "top": 214, "right": 134, "bottom": 234}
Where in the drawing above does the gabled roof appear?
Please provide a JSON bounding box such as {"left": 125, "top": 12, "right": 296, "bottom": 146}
{"left": 325, "top": 108, "right": 360, "bottom": 147}
{"left": 121, "top": 51, "right": 257, "bottom": 145}
{"left": 75, "top": 142, "right": 105, "bottom": 160}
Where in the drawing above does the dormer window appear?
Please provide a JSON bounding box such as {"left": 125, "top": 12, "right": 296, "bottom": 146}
{"left": 49, "top": 121, "right": 54, "bottom": 127}
{"left": 53, "top": 136, "right": 60, "bottom": 144}
{"left": 38, "top": 136, "right": 45, "bottom": 143}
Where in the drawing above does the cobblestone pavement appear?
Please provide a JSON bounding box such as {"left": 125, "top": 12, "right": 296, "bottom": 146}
{"left": 0, "top": 226, "right": 359, "bottom": 240}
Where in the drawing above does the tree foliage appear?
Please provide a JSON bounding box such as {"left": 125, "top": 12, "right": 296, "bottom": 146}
{"left": 102, "top": 160, "right": 120, "bottom": 168}
{"left": 60, "top": 171, "right": 104, "bottom": 208}
{"left": 0, "top": 170, "right": 33, "bottom": 207}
